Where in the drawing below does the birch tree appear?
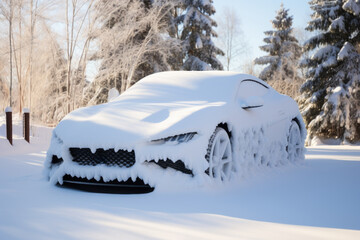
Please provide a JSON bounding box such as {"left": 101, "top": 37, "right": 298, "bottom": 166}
{"left": 31, "top": 26, "right": 68, "bottom": 124}
{"left": 0, "top": 77, "right": 9, "bottom": 111}
{"left": 217, "top": 7, "right": 247, "bottom": 71}
{"left": 0, "top": 0, "right": 14, "bottom": 108}
{"left": 84, "top": 0, "right": 180, "bottom": 105}
{"left": 26, "top": 0, "right": 39, "bottom": 111}
{"left": 64, "top": 0, "right": 94, "bottom": 113}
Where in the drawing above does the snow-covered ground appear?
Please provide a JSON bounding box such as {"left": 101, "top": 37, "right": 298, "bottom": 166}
{"left": 0, "top": 118, "right": 359, "bottom": 240}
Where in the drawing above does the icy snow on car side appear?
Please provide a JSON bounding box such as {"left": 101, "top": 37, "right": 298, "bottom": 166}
{"left": 44, "top": 71, "right": 306, "bottom": 192}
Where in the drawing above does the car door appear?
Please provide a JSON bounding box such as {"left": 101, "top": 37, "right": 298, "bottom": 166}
{"left": 232, "top": 79, "right": 272, "bottom": 165}
{"left": 236, "top": 78, "right": 290, "bottom": 144}
{"left": 236, "top": 79, "right": 269, "bottom": 113}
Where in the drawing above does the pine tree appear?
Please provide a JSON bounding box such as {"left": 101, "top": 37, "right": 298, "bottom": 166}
{"left": 299, "top": 0, "right": 360, "bottom": 144}
{"left": 176, "top": 0, "right": 224, "bottom": 70}
{"left": 254, "top": 4, "right": 302, "bottom": 82}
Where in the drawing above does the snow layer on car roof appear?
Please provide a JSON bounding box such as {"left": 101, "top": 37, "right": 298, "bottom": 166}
{"left": 117, "top": 71, "right": 258, "bottom": 103}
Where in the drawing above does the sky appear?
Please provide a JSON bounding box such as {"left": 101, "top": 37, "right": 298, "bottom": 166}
{"left": 213, "top": 0, "right": 311, "bottom": 71}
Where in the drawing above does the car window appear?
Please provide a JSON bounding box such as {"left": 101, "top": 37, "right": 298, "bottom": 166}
{"left": 236, "top": 79, "right": 269, "bottom": 100}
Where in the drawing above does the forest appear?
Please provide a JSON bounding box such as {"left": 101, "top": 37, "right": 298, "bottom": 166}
{"left": 0, "top": 0, "right": 359, "bottom": 144}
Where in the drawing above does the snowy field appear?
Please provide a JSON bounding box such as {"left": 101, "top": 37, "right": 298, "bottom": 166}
{"left": 0, "top": 118, "right": 360, "bottom": 240}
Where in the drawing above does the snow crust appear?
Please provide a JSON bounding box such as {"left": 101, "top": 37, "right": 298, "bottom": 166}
{"left": 343, "top": 0, "right": 360, "bottom": 16}
{"left": 328, "top": 86, "right": 344, "bottom": 106}
{"left": 254, "top": 56, "right": 279, "bottom": 65}
{"left": 4, "top": 106, "right": 12, "bottom": 113}
{"left": 44, "top": 71, "right": 305, "bottom": 188}
{"left": 338, "top": 42, "right": 352, "bottom": 60}
{"left": 184, "top": 56, "right": 212, "bottom": 71}
{"left": 311, "top": 45, "right": 339, "bottom": 62}
{"left": 328, "top": 5, "right": 340, "bottom": 18}
{"left": 195, "top": 36, "right": 203, "bottom": 49}
{"left": 330, "top": 16, "right": 345, "bottom": 32}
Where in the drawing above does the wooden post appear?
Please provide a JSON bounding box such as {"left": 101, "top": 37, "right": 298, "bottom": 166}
{"left": 5, "top": 107, "right": 12, "bottom": 145}
{"left": 23, "top": 108, "right": 30, "bottom": 143}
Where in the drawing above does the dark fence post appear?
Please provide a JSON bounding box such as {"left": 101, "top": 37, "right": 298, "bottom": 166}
{"left": 5, "top": 107, "right": 12, "bottom": 145}
{"left": 23, "top": 108, "right": 30, "bottom": 143}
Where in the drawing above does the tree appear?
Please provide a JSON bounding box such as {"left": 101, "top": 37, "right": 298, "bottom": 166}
{"left": 27, "top": 0, "right": 40, "bottom": 112}
{"left": 166, "top": 2, "right": 184, "bottom": 70}
{"left": 83, "top": 0, "right": 224, "bottom": 106}
{"left": 0, "top": 0, "right": 82, "bottom": 123}
{"left": 241, "top": 58, "right": 260, "bottom": 76}
{"left": 0, "top": 77, "right": 9, "bottom": 111}
{"left": 83, "top": 0, "right": 179, "bottom": 105}
{"left": 0, "top": 52, "right": 9, "bottom": 110}
{"left": 216, "top": 7, "right": 247, "bottom": 71}
{"left": 292, "top": 27, "right": 313, "bottom": 80}
{"left": 12, "top": 0, "right": 24, "bottom": 113}
{"left": 0, "top": 0, "right": 15, "bottom": 108}
{"left": 64, "top": 0, "right": 94, "bottom": 113}
{"left": 299, "top": 0, "right": 360, "bottom": 144}
{"left": 254, "top": 4, "right": 302, "bottom": 82}
{"left": 177, "top": 0, "right": 224, "bottom": 70}
{"left": 31, "top": 30, "right": 68, "bottom": 124}
{"left": 0, "top": 0, "right": 59, "bottom": 115}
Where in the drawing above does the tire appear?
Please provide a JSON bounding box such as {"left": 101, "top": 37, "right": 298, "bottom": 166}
{"left": 205, "top": 127, "right": 233, "bottom": 181}
{"left": 287, "top": 121, "right": 302, "bottom": 162}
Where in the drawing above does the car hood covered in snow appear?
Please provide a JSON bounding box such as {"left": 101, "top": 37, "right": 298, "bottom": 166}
{"left": 54, "top": 71, "right": 248, "bottom": 148}
{"left": 55, "top": 100, "right": 228, "bottom": 148}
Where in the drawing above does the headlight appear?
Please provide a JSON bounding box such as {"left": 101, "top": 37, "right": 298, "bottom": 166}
{"left": 151, "top": 132, "right": 197, "bottom": 145}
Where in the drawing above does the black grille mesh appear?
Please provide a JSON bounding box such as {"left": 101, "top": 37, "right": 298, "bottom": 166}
{"left": 147, "top": 159, "right": 193, "bottom": 175}
{"left": 69, "top": 148, "right": 135, "bottom": 167}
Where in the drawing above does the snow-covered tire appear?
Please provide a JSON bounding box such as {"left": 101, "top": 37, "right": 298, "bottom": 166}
{"left": 287, "top": 121, "right": 302, "bottom": 162}
{"left": 205, "top": 127, "right": 233, "bottom": 181}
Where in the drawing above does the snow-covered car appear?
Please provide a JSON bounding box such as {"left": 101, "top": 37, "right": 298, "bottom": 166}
{"left": 45, "top": 71, "right": 306, "bottom": 193}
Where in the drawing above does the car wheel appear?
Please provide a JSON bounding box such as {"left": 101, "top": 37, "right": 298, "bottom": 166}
{"left": 287, "top": 121, "right": 302, "bottom": 162}
{"left": 205, "top": 127, "right": 233, "bottom": 181}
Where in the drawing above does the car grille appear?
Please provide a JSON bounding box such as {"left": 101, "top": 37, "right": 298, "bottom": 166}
{"left": 69, "top": 148, "right": 135, "bottom": 167}
{"left": 147, "top": 159, "right": 193, "bottom": 175}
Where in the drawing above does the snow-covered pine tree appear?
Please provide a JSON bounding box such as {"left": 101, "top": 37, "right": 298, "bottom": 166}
{"left": 176, "top": 0, "right": 224, "bottom": 70}
{"left": 254, "top": 4, "right": 302, "bottom": 82}
{"left": 299, "top": 0, "right": 360, "bottom": 144}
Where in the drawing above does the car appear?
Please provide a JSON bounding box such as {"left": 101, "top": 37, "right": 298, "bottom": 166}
{"left": 44, "top": 71, "right": 306, "bottom": 193}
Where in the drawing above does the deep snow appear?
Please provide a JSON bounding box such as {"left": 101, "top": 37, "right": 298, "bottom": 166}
{"left": 0, "top": 117, "right": 359, "bottom": 240}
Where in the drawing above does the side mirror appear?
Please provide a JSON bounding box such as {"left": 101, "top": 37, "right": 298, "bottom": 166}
{"left": 239, "top": 96, "right": 264, "bottom": 110}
